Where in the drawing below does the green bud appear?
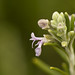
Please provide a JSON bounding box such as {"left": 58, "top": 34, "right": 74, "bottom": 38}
{"left": 57, "top": 23, "right": 66, "bottom": 32}
{"left": 44, "top": 34, "right": 56, "bottom": 43}
{"left": 48, "top": 29, "right": 52, "bottom": 33}
{"left": 68, "top": 31, "right": 74, "bottom": 38}
{"left": 60, "top": 12, "right": 64, "bottom": 17}
{"left": 64, "top": 12, "right": 71, "bottom": 32}
{"left": 43, "top": 34, "right": 52, "bottom": 40}
{"left": 51, "top": 20, "right": 57, "bottom": 28}
{"left": 60, "top": 12, "right": 65, "bottom": 21}
{"left": 52, "top": 11, "right": 59, "bottom": 20}
{"left": 57, "top": 15, "right": 63, "bottom": 22}
{"left": 57, "top": 24, "right": 67, "bottom": 37}
{"left": 61, "top": 41, "right": 67, "bottom": 47}
{"left": 71, "top": 14, "right": 74, "bottom": 31}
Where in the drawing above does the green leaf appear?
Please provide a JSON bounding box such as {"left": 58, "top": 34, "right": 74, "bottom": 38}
{"left": 32, "top": 57, "right": 64, "bottom": 75}
{"left": 71, "top": 14, "right": 74, "bottom": 31}
{"left": 52, "top": 46, "right": 69, "bottom": 63}
{"left": 50, "top": 67, "right": 68, "bottom": 75}
{"left": 65, "top": 12, "right": 71, "bottom": 32}
{"left": 62, "top": 63, "right": 69, "bottom": 73}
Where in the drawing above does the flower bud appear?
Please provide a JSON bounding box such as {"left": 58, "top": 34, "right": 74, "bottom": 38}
{"left": 52, "top": 11, "right": 59, "bottom": 20}
{"left": 68, "top": 31, "right": 74, "bottom": 38}
{"left": 38, "top": 19, "right": 50, "bottom": 29}
{"left": 57, "top": 15, "right": 63, "bottom": 22}
{"left": 60, "top": 12, "right": 65, "bottom": 21}
{"left": 51, "top": 20, "right": 57, "bottom": 28}
{"left": 57, "top": 23, "right": 65, "bottom": 32}
{"left": 60, "top": 12, "right": 64, "bottom": 17}
{"left": 61, "top": 41, "right": 67, "bottom": 47}
{"left": 57, "top": 23, "right": 67, "bottom": 37}
{"left": 43, "top": 35, "right": 52, "bottom": 42}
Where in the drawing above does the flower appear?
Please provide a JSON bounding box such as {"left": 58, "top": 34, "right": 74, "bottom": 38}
{"left": 38, "top": 19, "right": 50, "bottom": 29}
{"left": 30, "top": 32, "right": 50, "bottom": 56}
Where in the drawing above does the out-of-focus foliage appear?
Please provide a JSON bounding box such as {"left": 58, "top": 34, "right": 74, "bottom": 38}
{"left": 0, "top": 0, "right": 75, "bottom": 75}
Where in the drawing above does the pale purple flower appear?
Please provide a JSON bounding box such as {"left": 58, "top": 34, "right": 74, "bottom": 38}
{"left": 38, "top": 19, "right": 50, "bottom": 29}
{"left": 30, "top": 32, "right": 49, "bottom": 56}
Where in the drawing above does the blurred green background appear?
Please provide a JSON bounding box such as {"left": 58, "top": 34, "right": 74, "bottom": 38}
{"left": 0, "top": 0, "right": 75, "bottom": 75}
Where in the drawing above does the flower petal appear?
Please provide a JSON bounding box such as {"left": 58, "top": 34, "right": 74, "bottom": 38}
{"left": 35, "top": 47, "right": 42, "bottom": 56}
{"left": 30, "top": 32, "right": 36, "bottom": 40}
{"left": 32, "top": 40, "right": 35, "bottom": 48}
{"left": 38, "top": 19, "right": 49, "bottom": 29}
{"left": 35, "top": 41, "right": 41, "bottom": 46}
{"left": 31, "top": 32, "right": 35, "bottom": 38}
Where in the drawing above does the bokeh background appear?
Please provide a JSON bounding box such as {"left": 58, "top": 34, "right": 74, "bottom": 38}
{"left": 0, "top": 0, "right": 75, "bottom": 75}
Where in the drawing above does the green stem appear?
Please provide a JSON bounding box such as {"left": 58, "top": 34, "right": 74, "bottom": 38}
{"left": 69, "top": 36, "right": 75, "bottom": 75}
{"left": 48, "top": 29, "right": 61, "bottom": 42}
{"left": 50, "top": 67, "right": 68, "bottom": 75}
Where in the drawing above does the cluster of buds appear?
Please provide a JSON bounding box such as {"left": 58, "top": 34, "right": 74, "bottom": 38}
{"left": 31, "top": 12, "right": 75, "bottom": 56}
{"left": 50, "top": 12, "right": 67, "bottom": 47}
{"left": 30, "top": 11, "right": 75, "bottom": 56}
{"left": 30, "top": 11, "right": 75, "bottom": 75}
{"left": 51, "top": 12, "right": 67, "bottom": 37}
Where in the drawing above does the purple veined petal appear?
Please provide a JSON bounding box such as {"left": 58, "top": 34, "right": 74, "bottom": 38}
{"left": 32, "top": 40, "right": 42, "bottom": 48}
{"left": 30, "top": 32, "right": 36, "bottom": 40}
{"left": 30, "top": 32, "right": 43, "bottom": 41}
{"left": 38, "top": 41, "right": 43, "bottom": 48}
{"left": 30, "top": 32, "right": 36, "bottom": 48}
{"left": 35, "top": 41, "right": 43, "bottom": 56}
{"left": 30, "top": 32, "right": 44, "bottom": 49}
{"left": 35, "top": 41, "right": 41, "bottom": 46}
{"left": 32, "top": 40, "right": 35, "bottom": 48}
{"left": 35, "top": 47, "right": 42, "bottom": 56}
{"left": 31, "top": 32, "right": 35, "bottom": 38}
{"left": 30, "top": 32, "right": 49, "bottom": 56}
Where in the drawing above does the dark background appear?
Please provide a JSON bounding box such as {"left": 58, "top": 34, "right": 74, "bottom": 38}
{"left": 0, "top": 0, "right": 75, "bottom": 75}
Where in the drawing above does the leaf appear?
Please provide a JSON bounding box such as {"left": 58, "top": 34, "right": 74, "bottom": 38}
{"left": 71, "top": 14, "right": 74, "bottom": 31}
{"left": 62, "top": 63, "right": 69, "bottom": 73}
{"left": 32, "top": 57, "right": 64, "bottom": 75}
{"left": 43, "top": 41, "right": 69, "bottom": 64}
{"left": 50, "top": 67, "right": 68, "bottom": 75}
{"left": 52, "top": 46, "right": 69, "bottom": 63}
{"left": 65, "top": 12, "right": 71, "bottom": 32}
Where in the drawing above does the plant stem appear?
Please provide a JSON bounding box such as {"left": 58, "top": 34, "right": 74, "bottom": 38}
{"left": 65, "top": 36, "right": 75, "bottom": 75}
{"left": 69, "top": 36, "right": 75, "bottom": 75}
